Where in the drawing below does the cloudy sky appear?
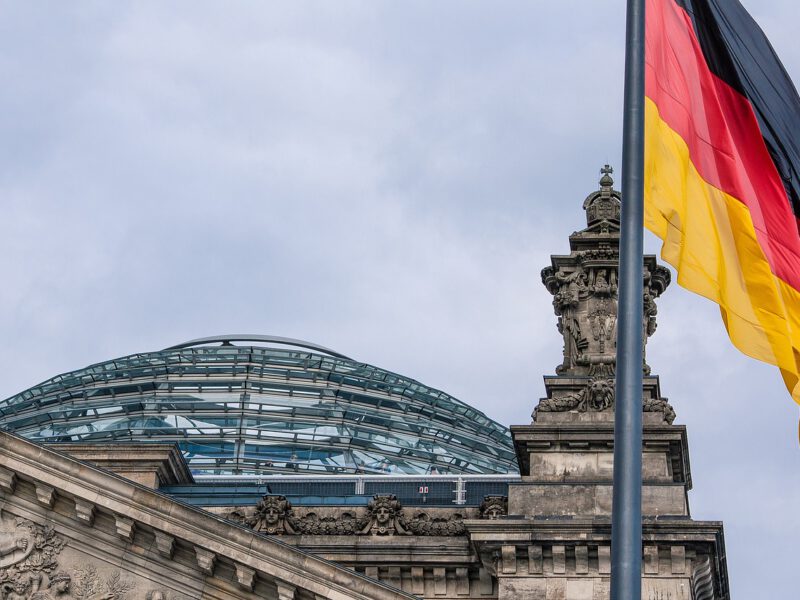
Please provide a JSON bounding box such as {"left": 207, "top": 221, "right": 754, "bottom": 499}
{"left": 1, "top": 1, "right": 798, "bottom": 595}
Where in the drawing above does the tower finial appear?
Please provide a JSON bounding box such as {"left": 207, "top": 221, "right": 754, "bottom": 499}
{"left": 600, "top": 164, "right": 614, "bottom": 188}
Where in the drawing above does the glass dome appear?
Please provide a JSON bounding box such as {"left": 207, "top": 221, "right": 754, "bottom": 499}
{"left": 0, "top": 336, "right": 517, "bottom": 476}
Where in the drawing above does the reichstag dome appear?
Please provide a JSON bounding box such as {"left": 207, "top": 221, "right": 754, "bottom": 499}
{"left": 0, "top": 335, "right": 516, "bottom": 476}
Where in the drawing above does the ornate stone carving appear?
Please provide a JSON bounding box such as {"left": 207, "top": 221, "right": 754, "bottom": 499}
{"left": 363, "top": 495, "right": 407, "bottom": 536}
{"left": 537, "top": 167, "right": 676, "bottom": 421}
{"left": 0, "top": 512, "right": 64, "bottom": 594}
{"left": 542, "top": 167, "right": 672, "bottom": 379}
{"left": 291, "top": 512, "right": 366, "bottom": 536}
{"left": 0, "top": 510, "right": 146, "bottom": 600}
{"left": 533, "top": 378, "right": 615, "bottom": 419}
{"left": 405, "top": 513, "right": 465, "bottom": 536}
{"left": 232, "top": 494, "right": 470, "bottom": 536}
{"left": 479, "top": 496, "right": 508, "bottom": 520}
{"left": 248, "top": 495, "right": 295, "bottom": 535}
{"left": 534, "top": 378, "right": 676, "bottom": 424}
{"left": 643, "top": 397, "right": 677, "bottom": 425}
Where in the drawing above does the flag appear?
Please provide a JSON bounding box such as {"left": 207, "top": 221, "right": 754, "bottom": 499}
{"left": 644, "top": 0, "right": 800, "bottom": 410}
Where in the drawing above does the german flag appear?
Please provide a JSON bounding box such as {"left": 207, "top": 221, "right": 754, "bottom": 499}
{"left": 644, "top": 0, "right": 800, "bottom": 409}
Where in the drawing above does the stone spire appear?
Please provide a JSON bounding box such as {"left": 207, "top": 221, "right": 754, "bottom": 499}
{"left": 536, "top": 167, "right": 674, "bottom": 423}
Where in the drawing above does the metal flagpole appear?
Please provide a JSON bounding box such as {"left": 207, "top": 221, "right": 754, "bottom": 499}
{"left": 611, "top": 0, "right": 645, "bottom": 598}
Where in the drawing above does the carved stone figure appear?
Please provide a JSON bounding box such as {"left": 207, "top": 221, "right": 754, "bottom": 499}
{"left": 363, "top": 495, "right": 408, "bottom": 536}
{"left": 2, "top": 578, "right": 31, "bottom": 600}
{"left": 0, "top": 514, "right": 65, "bottom": 599}
{"left": 248, "top": 495, "right": 294, "bottom": 535}
{"left": 586, "top": 378, "right": 615, "bottom": 411}
{"left": 29, "top": 570, "right": 118, "bottom": 600}
{"left": 479, "top": 496, "right": 508, "bottom": 520}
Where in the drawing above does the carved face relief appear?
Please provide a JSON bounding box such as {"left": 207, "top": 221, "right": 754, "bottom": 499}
{"left": 375, "top": 506, "right": 392, "bottom": 526}
{"left": 479, "top": 496, "right": 508, "bottom": 520}
{"left": 263, "top": 506, "right": 280, "bottom": 526}
{"left": 588, "top": 379, "right": 615, "bottom": 411}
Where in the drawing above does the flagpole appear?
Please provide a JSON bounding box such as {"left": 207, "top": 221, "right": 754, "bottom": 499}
{"left": 611, "top": 0, "right": 645, "bottom": 598}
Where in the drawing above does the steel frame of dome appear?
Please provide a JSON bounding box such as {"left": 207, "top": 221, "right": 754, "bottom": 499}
{"left": 0, "top": 338, "right": 517, "bottom": 476}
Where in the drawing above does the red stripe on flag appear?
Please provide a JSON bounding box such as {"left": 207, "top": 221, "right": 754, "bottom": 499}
{"left": 645, "top": 0, "right": 800, "bottom": 290}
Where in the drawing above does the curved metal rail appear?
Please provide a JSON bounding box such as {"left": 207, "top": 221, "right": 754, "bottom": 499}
{"left": 163, "top": 334, "right": 353, "bottom": 360}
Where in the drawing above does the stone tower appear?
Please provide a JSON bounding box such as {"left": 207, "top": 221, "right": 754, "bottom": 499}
{"left": 468, "top": 168, "right": 730, "bottom": 600}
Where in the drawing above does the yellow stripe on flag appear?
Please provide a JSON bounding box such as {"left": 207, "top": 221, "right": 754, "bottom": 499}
{"left": 644, "top": 98, "right": 800, "bottom": 404}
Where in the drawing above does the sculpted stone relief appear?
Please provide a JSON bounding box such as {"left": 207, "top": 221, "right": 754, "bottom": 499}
{"left": 533, "top": 378, "right": 676, "bottom": 424}
{"left": 477, "top": 496, "right": 507, "bottom": 520}
{"left": 231, "top": 494, "right": 508, "bottom": 536}
{"left": 545, "top": 262, "right": 666, "bottom": 378}
{"left": 537, "top": 172, "right": 674, "bottom": 422}
{"left": 0, "top": 511, "right": 179, "bottom": 600}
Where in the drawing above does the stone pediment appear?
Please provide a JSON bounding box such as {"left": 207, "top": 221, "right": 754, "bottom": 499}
{"left": 0, "top": 432, "right": 415, "bottom": 600}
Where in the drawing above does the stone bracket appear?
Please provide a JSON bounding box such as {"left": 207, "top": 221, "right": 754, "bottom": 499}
{"left": 74, "top": 499, "right": 96, "bottom": 526}
{"left": 276, "top": 580, "right": 296, "bottom": 600}
{"left": 195, "top": 547, "right": 216, "bottom": 576}
{"left": 0, "top": 467, "right": 17, "bottom": 495}
{"left": 35, "top": 482, "right": 55, "bottom": 508}
{"left": 154, "top": 530, "right": 175, "bottom": 558}
{"left": 115, "top": 515, "right": 135, "bottom": 542}
{"left": 236, "top": 563, "right": 256, "bottom": 591}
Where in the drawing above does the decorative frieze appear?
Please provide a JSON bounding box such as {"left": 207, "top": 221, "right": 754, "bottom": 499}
{"left": 231, "top": 494, "right": 470, "bottom": 536}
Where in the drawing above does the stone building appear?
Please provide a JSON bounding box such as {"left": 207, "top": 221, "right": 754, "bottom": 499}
{"left": 0, "top": 170, "right": 728, "bottom": 599}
